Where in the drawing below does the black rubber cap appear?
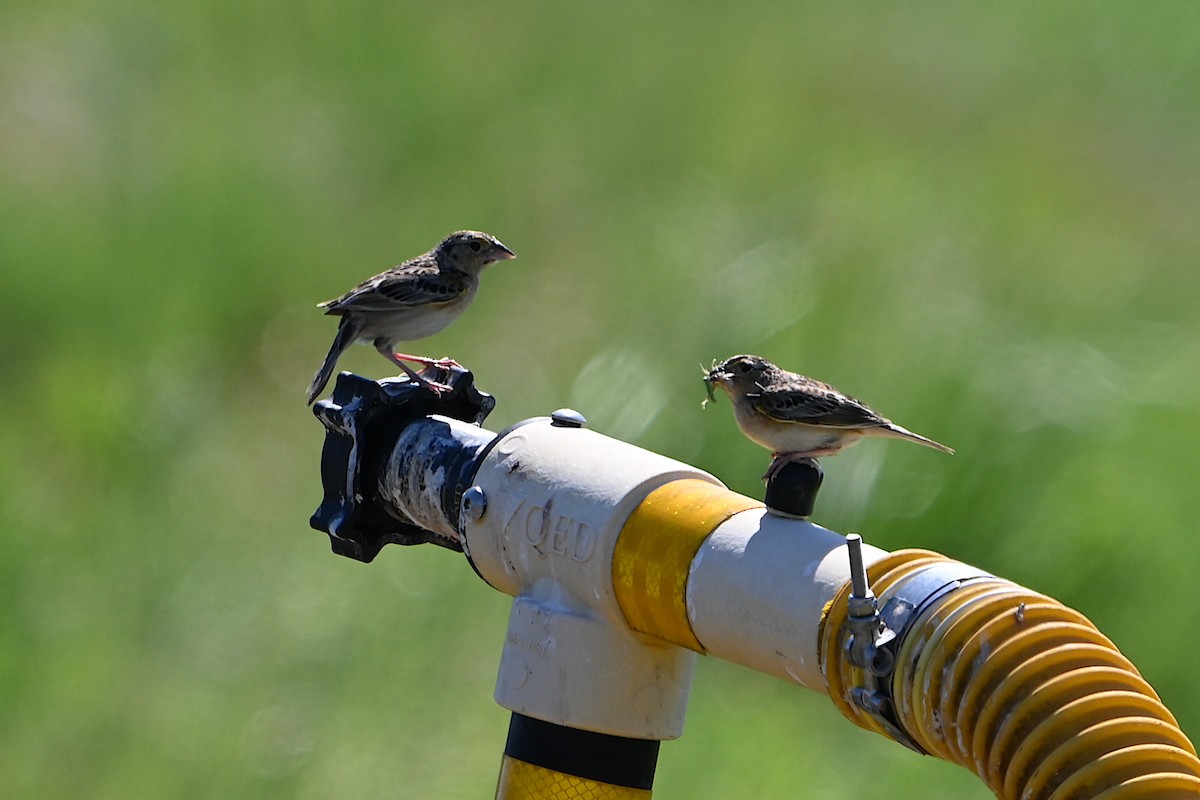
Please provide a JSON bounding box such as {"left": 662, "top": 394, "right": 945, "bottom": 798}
{"left": 764, "top": 459, "right": 824, "bottom": 518}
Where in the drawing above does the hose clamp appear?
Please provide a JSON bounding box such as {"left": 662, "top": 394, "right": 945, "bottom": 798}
{"left": 842, "top": 539, "right": 993, "bottom": 753}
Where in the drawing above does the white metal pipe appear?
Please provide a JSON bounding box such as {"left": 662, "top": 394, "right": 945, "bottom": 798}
{"left": 687, "top": 510, "right": 888, "bottom": 691}
{"left": 463, "top": 420, "right": 717, "bottom": 627}
{"left": 462, "top": 419, "right": 717, "bottom": 739}
{"left": 495, "top": 596, "right": 697, "bottom": 740}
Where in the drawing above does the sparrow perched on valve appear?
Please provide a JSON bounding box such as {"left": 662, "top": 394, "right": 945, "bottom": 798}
{"left": 306, "top": 230, "right": 515, "bottom": 405}
{"left": 703, "top": 354, "right": 953, "bottom": 481}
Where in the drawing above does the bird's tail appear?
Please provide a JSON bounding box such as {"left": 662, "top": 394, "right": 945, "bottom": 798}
{"left": 306, "top": 317, "right": 358, "bottom": 405}
{"left": 881, "top": 423, "right": 955, "bottom": 454}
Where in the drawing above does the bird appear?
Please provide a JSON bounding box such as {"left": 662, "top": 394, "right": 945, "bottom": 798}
{"left": 703, "top": 354, "right": 953, "bottom": 480}
{"left": 306, "top": 230, "right": 514, "bottom": 405}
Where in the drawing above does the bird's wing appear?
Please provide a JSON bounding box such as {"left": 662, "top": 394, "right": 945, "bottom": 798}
{"left": 320, "top": 264, "right": 471, "bottom": 314}
{"left": 753, "top": 377, "right": 886, "bottom": 428}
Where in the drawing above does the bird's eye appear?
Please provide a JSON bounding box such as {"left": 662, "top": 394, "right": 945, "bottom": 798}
{"left": 737, "top": 362, "right": 751, "bottom": 373}
{"left": 469, "top": 241, "right": 482, "bottom": 252}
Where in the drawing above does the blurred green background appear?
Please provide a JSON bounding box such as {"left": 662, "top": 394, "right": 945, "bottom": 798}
{"left": 3, "top": 1, "right": 1199, "bottom": 797}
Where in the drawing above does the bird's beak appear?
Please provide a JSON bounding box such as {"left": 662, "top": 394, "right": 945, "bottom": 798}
{"left": 490, "top": 242, "right": 516, "bottom": 262}
{"left": 707, "top": 367, "right": 733, "bottom": 385}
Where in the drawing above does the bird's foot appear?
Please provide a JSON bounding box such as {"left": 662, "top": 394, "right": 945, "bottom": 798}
{"left": 422, "top": 380, "right": 456, "bottom": 396}
{"left": 409, "top": 370, "right": 455, "bottom": 396}
{"left": 389, "top": 359, "right": 456, "bottom": 396}
{"left": 386, "top": 351, "right": 463, "bottom": 376}
{"left": 762, "top": 455, "right": 825, "bottom": 518}
{"left": 763, "top": 453, "right": 820, "bottom": 483}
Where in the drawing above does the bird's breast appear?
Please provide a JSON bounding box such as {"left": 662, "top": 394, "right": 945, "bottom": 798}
{"left": 354, "top": 294, "right": 474, "bottom": 343}
{"left": 734, "top": 405, "right": 860, "bottom": 454}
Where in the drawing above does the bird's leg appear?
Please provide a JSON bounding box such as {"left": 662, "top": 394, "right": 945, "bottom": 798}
{"left": 763, "top": 452, "right": 827, "bottom": 482}
{"left": 396, "top": 358, "right": 455, "bottom": 395}
{"left": 763, "top": 457, "right": 787, "bottom": 483}
{"left": 391, "top": 352, "right": 463, "bottom": 370}
{"left": 377, "top": 346, "right": 455, "bottom": 394}
{"left": 390, "top": 352, "right": 436, "bottom": 366}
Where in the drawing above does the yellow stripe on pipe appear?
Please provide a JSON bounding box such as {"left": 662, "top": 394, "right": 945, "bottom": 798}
{"left": 613, "top": 479, "right": 762, "bottom": 652}
{"left": 495, "top": 755, "right": 652, "bottom": 800}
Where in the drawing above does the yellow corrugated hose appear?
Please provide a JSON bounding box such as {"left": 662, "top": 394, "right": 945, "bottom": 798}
{"left": 821, "top": 550, "right": 1200, "bottom": 799}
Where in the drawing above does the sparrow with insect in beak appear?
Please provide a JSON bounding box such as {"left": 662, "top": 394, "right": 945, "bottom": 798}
{"left": 703, "top": 354, "right": 953, "bottom": 481}
{"left": 306, "top": 230, "right": 515, "bottom": 405}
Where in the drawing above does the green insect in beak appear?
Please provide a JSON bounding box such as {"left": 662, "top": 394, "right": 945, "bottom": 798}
{"left": 701, "top": 362, "right": 718, "bottom": 408}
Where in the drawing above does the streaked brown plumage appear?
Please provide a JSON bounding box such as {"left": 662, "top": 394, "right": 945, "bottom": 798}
{"left": 704, "top": 354, "right": 953, "bottom": 480}
{"left": 307, "top": 230, "right": 514, "bottom": 404}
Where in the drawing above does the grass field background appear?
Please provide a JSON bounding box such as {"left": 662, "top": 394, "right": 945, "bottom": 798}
{"left": 3, "top": 3, "right": 1200, "bottom": 798}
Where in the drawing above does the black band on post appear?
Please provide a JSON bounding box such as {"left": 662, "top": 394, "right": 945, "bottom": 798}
{"left": 503, "top": 713, "right": 661, "bottom": 790}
